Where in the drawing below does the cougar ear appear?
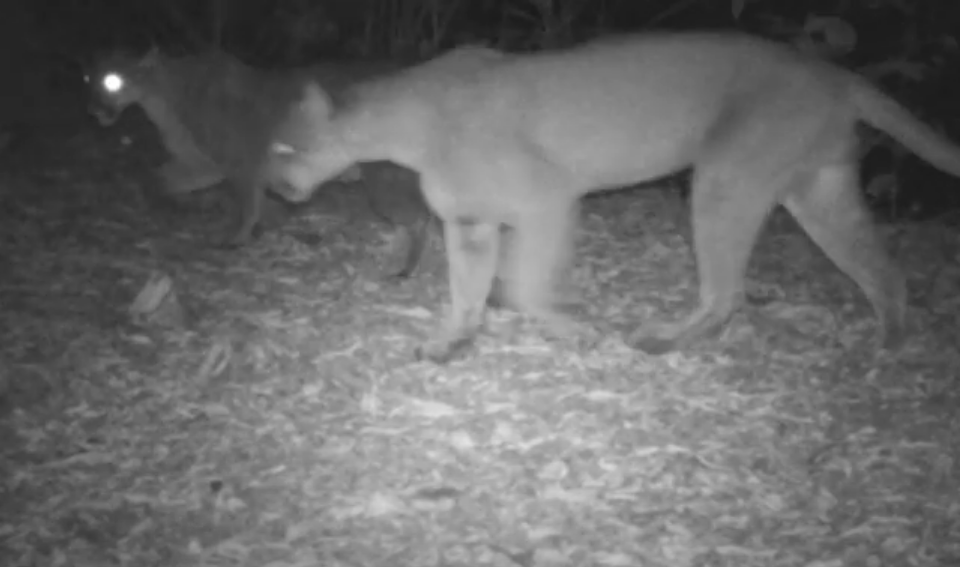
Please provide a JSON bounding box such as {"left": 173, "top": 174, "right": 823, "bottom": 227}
{"left": 298, "top": 82, "right": 334, "bottom": 122}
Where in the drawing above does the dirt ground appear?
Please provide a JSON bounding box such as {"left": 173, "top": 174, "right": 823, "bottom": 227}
{"left": 1, "top": 63, "right": 959, "bottom": 567}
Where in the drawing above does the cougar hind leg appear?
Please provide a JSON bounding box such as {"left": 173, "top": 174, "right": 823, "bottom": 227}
{"left": 628, "top": 165, "right": 782, "bottom": 355}
{"left": 415, "top": 218, "right": 501, "bottom": 364}
{"left": 782, "top": 162, "right": 907, "bottom": 350}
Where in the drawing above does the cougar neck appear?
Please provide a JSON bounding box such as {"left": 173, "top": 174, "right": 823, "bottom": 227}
{"left": 138, "top": 95, "right": 210, "bottom": 164}
{"left": 339, "top": 91, "right": 427, "bottom": 171}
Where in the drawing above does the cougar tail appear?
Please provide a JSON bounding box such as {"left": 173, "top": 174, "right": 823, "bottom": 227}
{"left": 852, "top": 79, "right": 960, "bottom": 178}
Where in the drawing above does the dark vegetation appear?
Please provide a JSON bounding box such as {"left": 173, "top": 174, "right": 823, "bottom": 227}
{"left": 14, "top": 0, "right": 960, "bottom": 218}
{"left": 1, "top": 1, "right": 959, "bottom": 566}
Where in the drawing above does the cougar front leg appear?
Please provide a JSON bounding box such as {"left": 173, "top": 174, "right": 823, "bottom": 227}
{"left": 392, "top": 216, "right": 510, "bottom": 309}
{"left": 415, "top": 218, "right": 501, "bottom": 364}
{"left": 627, "top": 167, "right": 780, "bottom": 355}
{"left": 505, "top": 198, "right": 593, "bottom": 347}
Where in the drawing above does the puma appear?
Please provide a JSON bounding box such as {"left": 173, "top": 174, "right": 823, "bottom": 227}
{"left": 268, "top": 32, "right": 960, "bottom": 363}
{"left": 85, "top": 48, "right": 432, "bottom": 268}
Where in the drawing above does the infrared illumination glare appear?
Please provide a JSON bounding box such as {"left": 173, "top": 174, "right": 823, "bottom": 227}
{"left": 103, "top": 74, "right": 123, "bottom": 93}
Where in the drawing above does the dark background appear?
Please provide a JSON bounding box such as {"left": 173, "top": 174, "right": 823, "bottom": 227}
{"left": 2, "top": 0, "right": 960, "bottom": 219}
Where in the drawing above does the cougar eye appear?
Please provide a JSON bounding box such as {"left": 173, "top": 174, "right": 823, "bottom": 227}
{"left": 270, "top": 141, "right": 297, "bottom": 156}
{"left": 102, "top": 73, "right": 124, "bottom": 93}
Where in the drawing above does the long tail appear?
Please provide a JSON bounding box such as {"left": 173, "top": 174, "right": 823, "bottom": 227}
{"left": 852, "top": 78, "right": 960, "bottom": 178}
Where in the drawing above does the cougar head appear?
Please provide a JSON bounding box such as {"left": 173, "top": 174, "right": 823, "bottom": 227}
{"left": 84, "top": 46, "right": 160, "bottom": 126}
{"left": 267, "top": 81, "right": 356, "bottom": 203}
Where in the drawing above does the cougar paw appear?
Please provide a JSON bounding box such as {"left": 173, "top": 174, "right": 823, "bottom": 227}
{"left": 414, "top": 335, "right": 476, "bottom": 365}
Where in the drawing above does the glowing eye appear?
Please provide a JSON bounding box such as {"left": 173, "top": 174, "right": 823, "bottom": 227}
{"left": 271, "top": 142, "right": 296, "bottom": 155}
{"left": 102, "top": 73, "right": 123, "bottom": 93}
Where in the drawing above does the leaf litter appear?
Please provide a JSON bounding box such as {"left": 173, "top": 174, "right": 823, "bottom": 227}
{"left": 0, "top": 118, "right": 959, "bottom": 567}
